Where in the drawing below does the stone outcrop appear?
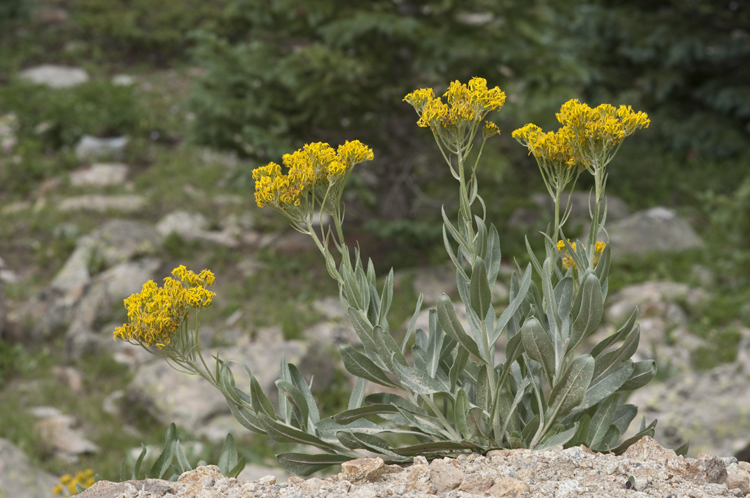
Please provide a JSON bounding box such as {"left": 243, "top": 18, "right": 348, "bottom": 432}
{"left": 0, "top": 438, "right": 59, "bottom": 498}
{"left": 76, "top": 438, "right": 750, "bottom": 498}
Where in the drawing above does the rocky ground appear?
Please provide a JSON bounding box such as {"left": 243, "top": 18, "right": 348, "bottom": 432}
{"left": 78, "top": 438, "right": 750, "bottom": 498}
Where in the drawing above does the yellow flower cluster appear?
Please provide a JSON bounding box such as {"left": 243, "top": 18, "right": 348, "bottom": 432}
{"left": 253, "top": 141, "right": 373, "bottom": 209}
{"left": 512, "top": 124, "right": 579, "bottom": 170}
{"left": 113, "top": 266, "right": 216, "bottom": 348}
{"left": 557, "top": 239, "right": 607, "bottom": 270}
{"left": 404, "top": 77, "right": 506, "bottom": 131}
{"left": 482, "top": 121, "right": 500, "bottom": 139}
{"left": 53, "top": 469, "right": 94, "bottom": 496}
{"left": 556, "top": 99, "right": 650, "bottom": 151}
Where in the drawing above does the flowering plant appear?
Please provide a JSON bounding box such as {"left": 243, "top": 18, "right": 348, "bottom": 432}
{"left": 114, "top": 78, "right": 680, "bottom": 476}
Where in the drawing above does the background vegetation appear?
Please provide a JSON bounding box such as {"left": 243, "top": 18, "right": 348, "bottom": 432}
{"left": 0, "top": 0, "right": 748, "bottom": 484}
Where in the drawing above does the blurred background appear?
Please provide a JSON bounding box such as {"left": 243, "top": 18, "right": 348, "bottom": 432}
{"left": 1, "top": 0, "right": 749, "bottom": 494}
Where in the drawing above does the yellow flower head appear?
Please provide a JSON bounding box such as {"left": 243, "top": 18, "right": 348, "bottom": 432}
{"left": 403, "top": 88, "right": 435, "bottom": 112}
{"left": 482, "top": 121, "right": 500, "bottom": 139}
{"left": 114, "top": 266, "right": 216, "bottom": 348}
{"left": 54, "top": 469, "right": 94, "bottom": 496}
{"left": 513, "top": 124, "right": 580, "bottom": 170}
{"left": 556, "top": 239, "right": 607, "bottom": 270}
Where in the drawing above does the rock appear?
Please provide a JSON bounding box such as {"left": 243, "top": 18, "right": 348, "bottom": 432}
{"left": 127, "top": 341, "right": 311, "bottom": 432}
{"left": 428, "top": 458, "right": 465, "bottom": 492}
{"left": 0, "top": 438, "right": 59, "bottom": 498}
{"left": 685, "top": 454, "right": 727, "bottom": 484}
{"left": 101, "top": 390, "right": 125, "bottom": 415}
{"left": 605, "top": 207, "right": 704, "bottom": 256}
{"left": 111, "top": 75, "right": 134, "bottom": 86}
{"left": 627, "top": 364, "right": 750, "bottom": 459}
{"left": 726, "top": 473, "right": 750, "bottom": 494}
{"left": 70, "top": 164, "right": 129, "bottom": 187}
{"left": 52, "top": 366, "right": 83, "bottom": 392}
{"left": 458, "top": 472, "right": 495, "bottom": 494}
{"left": 488, "top": 477, "right": 530, "bottom": 497}
{"left": 75, "top": 479, "right": 175, "bottom": 498}
{"left": 74, "top": 135, "right": 129, "bottom": 162}
{"left": 31, "top": 406, "right": 99, "bottom": 462}
{"left": 59, "top": 194, "right": 145, "bottom": 213}
{"left": 341, "top": 458, "right": 385, "bottom": 482}
{"left": 237, "top": 465, "right": 290, "bottom": 483}
{"left": 605, "top": 281, "right": 709, "bottom": 326}
{"left": 19, "top": 65, "right": 89, "bottom": 88}
{"left": 156, "top": 211, "right": 239, "bottom": 247}
{"left": 303, "top": 297, "right": 360, "bottom": 347}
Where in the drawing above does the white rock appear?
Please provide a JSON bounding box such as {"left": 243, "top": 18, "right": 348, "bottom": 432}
{"left": 111, "top": 74, "right": 135, "bottom": 86}
{"left": 75, "top": 135, "right": 129, "bottom": 162}
{"left": 19, "top": 65, "right": 89, "bottom": 88}
{"left": 70, "top": 163, "right": 129, "bottom": 187}
{"left": 59, "top": 194, "right": 145, "bottom": 213}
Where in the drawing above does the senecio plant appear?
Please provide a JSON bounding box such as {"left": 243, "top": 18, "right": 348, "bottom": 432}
{"left": 115, "top": 77, "right": 681, "bottom": 476}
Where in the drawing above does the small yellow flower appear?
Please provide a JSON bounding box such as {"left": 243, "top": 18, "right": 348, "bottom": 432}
{"left": 53, "top": 469, "right": 94, "bottom": 496}
{"left": 556, "top": 239, "right": 607, "bottom": 270}
{"left": 482, "top": 121, "right": 500, "bottom": 139}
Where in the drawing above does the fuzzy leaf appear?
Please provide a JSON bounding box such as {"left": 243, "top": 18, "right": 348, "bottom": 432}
{"left": 392, "top": 355, "right": 450, "bottom": 394}
{"left": 364, "top": 393, "right": 428, "bottom": 415}
{"left": 612, "top": 404, "right": 638, "bottom": 436}
{"left": 592, "top": 324, "right": 640, "bottom": 382}
{"left": 217, "top": 433, "right": 238, "bottom": 477}
{"left": 520, "top": 317, "right": 556, "bottom": 385}
{"left": 276, "top": 379, "right": 310, "bottom": 432}
{"left": 591, "top": 308, "right": 638, "bottom": 358}
{"left": 486, "top": 224, "right": 502, "bottom": 287}
{"left": 618, "top": 360, "right": 657, "bottom": 391}
{"left": 577, "top": 360, "right": 634, "bottom": 412}
{"left": 492, "top": 264, "right": 532, "bottom": 343}
{"left": 567, "top": 273, "right": 604, "bottom": 353}
{"left": 332, "top": 404, "right": 400, "bottom": 424}
{"left": 588, "top": 393, "right": 620, "bottom": 450}
{"left": 545, "top": 355, "right": 595, "bottom": 425}
{"left": 470, "top": 257, "right": 492, "bottom": 319}
{"left": 536, "top": 423, "right": 579, "bottom": 450}
{"left": 348, "top": 377, "right": 367, "bottom": 410}
{"left": 340, "top": 345, "right": 398, "bottom": 387}
{"left": 454, "top": 389, "right": 471, "bottom": 439}
{"left": 437, "top": 294, "right": 483, "bottom": 362}
{"left": 276, "top": 453, "right": 352, "bottom": 476}
{"left": 150, "top": 423, "right": 177, "bottom": 479}
{"left": 173, "top": 441, "right": 191, "bottom": 474}
{"left": 257, "top": 414, "right": 336, "bottom": 451}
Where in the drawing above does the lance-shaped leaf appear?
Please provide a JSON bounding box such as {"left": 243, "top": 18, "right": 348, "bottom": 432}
{"left": 227, "top": 399, "right": 265, "bottom": 433}
{"left": 426, "top": 309, "right": 445, "bottom": 378}
{"left": 591, "top": 308, "right": 638, "bottom": 358}
{"left": 567, "top": 273, "right": 604, "bottom": 354}
{"left": 275, "top": 380, "right": 310, "bottom": 432}
{"left": 618, "top": 360, "right": 657, "bottom": 391}
{"left": 365, "top": 393, "right": 428, "bottom": 415}
{"left": 288, "top": 364, "right": 320, "bottom": 424}
{"left": 545, "top": 355, "right": 595, "bottom": 426}
{"left": 217, "top": 433, "right": 239, "bottom": 477}
{"left": 588, "top": 393, "right": 620, "bottom": 450}
{"left": 592, "top": 324, "right": 640, "bottom": 382}
{"left": 340, "top": 345, "right": 398, "bottom": 388}
{"left": 276, "top": 453, "right": 353, "bottom": 476}
{"left": 394, "top": 441, "right": 481, "bottom": 456}
{"left": 333, "top": 404, "right": 400, "bottom": 424}
{"left": 378, "top": 269, "right": 394, "bottom": 326}
{"left": 443, "top": 226, "right": 470, "bottom": 282}
{"left": 611, "top": 419, "right": 657, "bottom": 455}
{"left": 571, "top": 414, "right": 591, "bottom": 447}
{"left": 392, "top": 355, "right": 450, "bottom": 394}
{"left": 454, "top": 389, "right": 471, "bottom": 439}
{"left": 335, "top": 431, "right": 402, "bottom": 458}
{"left": 150, "top": 423, "right": 177, "bottom": 479}
{"left": 341, "top": 266, "right": 362, "bottom": 309}
{"left": 477, "top": 365, "right": 492, "bottom": 413}
{"left": 347, "top": 308, "right": 381, "bottom": 360}
{"left": 173, "top": 441, "right": 191, "bottom": 474}
{"left": 594, "top": 242, "right": 611, "bottom": 282}
{"left": 437, "top": 294, "right": 483, "bottom": 362}
{"left": 492, "top": 264, "right": 533, "bottom": 343}
{"left": 450, "top": 347, "right": 469, "bottom": 391}
{"left": 257, "top": 414, "right": 336, "bottom": 450}
{"left": 251, "top": 374, "right": 276, "bottom": 419}
{"left": 520, "top": 317, "right": 555, "bottom": 385}
{"left": 372, "top": 325, "right": 406, "bottom": 372}
{"left": 536, "top": 423, "right": 579, "bottom": 450}
{"left": 348, "top": 377, "right": 367, "bottom": 410}
{"left": 470, "top": 257, "right": 492, "bottom": 319}
{"left": 576, "top": 360, "right": 634, "bottom": 413}
{"left": 486, "top": 224, "right": 502, "bottom": 287}
{"left": 612, "top": 404, "right": 638, "bottom": 437}
{"left": 402, "top": 293, "right": 424, "bottom": 353}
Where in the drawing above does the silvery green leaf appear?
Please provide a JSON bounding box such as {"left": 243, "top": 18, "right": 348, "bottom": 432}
{"left": 415, "top": 328, "right": 428, "bottom": 350}
{"left": 442, "top": 206, "right": 471, "bottom": 255}
{"left": 437, "top": 294, "right": 484, "bottom": 362}
{"left": 402, "top": 293, "right": 424, "bottom": 353}
{"left": 592, "top": 324, "right": 640, "bottom": 382}
{"left": 497, "top": 377, "right": 530, "bottom": 442}
{"left": 368, "top": 282, "right": 381, "bottom": 327}
{"left": 278, "top": 354, "right": 292, "bottom": 424}
{"left": 348, "top": 377, "right": 367, "bottom": 410}
{"left": 289, "top": 364, "right": 320, "bottom": 424}
{"left": 227, "top": 457, "right": 246, "bottom": 479}
{"left": 466, "top": 407, "right": 491, "bottom": 439}
{"left": 612, "top": 404, "right": 638, "bottom": 436}
{"left": 588, "top": 393, "right": 620, "bottom": 450}
{"left": 324, "top": 250, "right": 341, "bottom": 281}
{"left": 536, "top": 423, "right": 579, "bottom": 450}
{"left": 346, "top": 308, "right": 383, "bottom": 366}
{"left": 675, "top": 441, "right": 689, "bottom": 457}
{"left": 364, "top": 393, "right": 428, "bottom": 415}
{"left": 332, "top": 404, "right": 400, "bottom": 424}
{"left": 227, "top": 399, "right": 265, "bottom": 433}
{"left": 545, "top": 355, "right": 594, "bottom": 425}
{"left": 336, "top": 431, "right": 402, "bottom": 458}
{"left": 611, "top": 418, "right": 657, "bottom": 455}
{"left": 392, "top": 355, "right": 450, "bottom": 394}
{"left": 150, "top": 423, "right": 177, "bottom": 479}
{"left": 591, "top": 308, "right": 639, "bottom": 358}
{"left": 456, "top": 267, "right": 471, "bottom": 313}
{"left": 393, "top": 441, "right": 481, "bottom": 456}
{"left": 411, "top": 343, "right": 429, "bottom": 372}
{"left": 575, "top": 360, "right": 634, "bottom": 413}
{"left": 520, "top": 317, "right": 555, "bottom": 386}
{"left": 541, "top": 258, "right": 561, "bottom": 334}
{"left": 524, "top": 236, "right": 544, "bottom": 280}
{"left": 366, "top": 258, "right": 377, "bottom": 287}
{"left": 340, "top": 345, "right": 398, "bottom": 388}
{"left": 217, "top": 432, "right": 238, "bottom": 477}
{"left": 455, "top": 389, "right": 471, "bottom": 439}
{"left": 571, "top": 414, "right": 591, "bottom": 446}
{"left": 378, "top": 268, "right": 394, "bottom": 327}
{"left": 567, "top": 273, "right": 604, "bottom": 354}
{"left": 555, "top": 276, "right": 574, "bottom": 324}
{"left": 594, "top": 242, "right": 611, "bottom": 283}
{"left": 75, "top": 483, "right": 86, "bottom": 493}
{"left": 218, "top": 363, "right": 243, "bottom": 405}
{"left": 601, "top": 425, "right": 620, "bottom": 451}
{"left": 257, "top": 414, "right": 336, "bottom": 451}
{"left": 395, "top": 407, "right": 452, "bottom": 438}
{"left": 251, "top": 374, "right": 276, "bottom": 419}
{"left": 477, "top": 365, "right": 492, "bottom": 412}
{"left": 486, "top": 224, "right": 502, "bottom": 287}
{"left": 276, "top": 453, "right": 352, "bottom": 476}
{"left": 173, "top": 441, "right": 191, "bottom": 474}
{"left": 522, "top": 414, "right": 540, "bottom": 446}
{"left": 276, "top": 380, "right": 310, "bottom": 432}
{"left": 373, "top": 325, "right": 407, "bottom": 371}
{"left": 475, "top": 215, "right": 488, "bottom": 261}
{"left": 450, "top": 346, "right": 469, "bottom": 391}
{"left": 355, "top": 266, "right": 370, "bottom": 315}
{"left": 427, "top": 309, "right": 445, "bottom": 378}
{"left": 444, "top": 226, "right": 470, "bottom": 282}
{"left": 132, "top": 444, "right": 147, "bottom": 480}
{"left": 341, "top": 266, "right": 362, "bottom": 309}
{"left": 618, "top": 360, "right": 656, "bottom": 391}
{"left": 559, "top": 235, "right": 586, "bottom": 277}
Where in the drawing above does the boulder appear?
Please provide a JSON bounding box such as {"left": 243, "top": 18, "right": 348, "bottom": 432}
{"left": 605, "top": 207, "right": 704, "bottom": 257}
{"left": 30, "top": 407, "right": 99, "bottom": 462}
{"left": 0, "top": 438, "right": 59, "bottom": 498}
{"left": 59, "top": 195, "right": 145, "bottom": 213}
{"left": 70, "top": 164, "right": 129, "bottom": 187}
{"left": 74, "top": 135, "right": 129, "bottom": 162}
{"left": 155, "top": 211, "right": 239, "bottom": 247}
{"left": 19, "top": 65, "right": 89, "bottom": 88}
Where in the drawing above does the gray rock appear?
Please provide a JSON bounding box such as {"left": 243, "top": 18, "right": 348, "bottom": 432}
{"left": 70, "top": 163, "right": 129, "bottom": 187}
{"left": 0, "top": 438, "right": 59, "bottom": 498}
{"left": 74, "top": 135, "right": 129, "bottom": 162}
{"left": 31, "top": 407, "right": 99, "bottom": 462}
{"left": 59, "top": 194, "right": 145, "bottom": 213}
{"left": 429, "top": 458, "right": 465, "bottom": 492}
{"left": 111, "top": 75, "right": 134, "bottom": 86}
{"left": 127, "top": 341, "right": 312, "bottom": 432}
{"left": 605, "top": 281, "right": 709, "bottom": 326}
{"left": 19, "top": 65, "right": 89, "bottom": 88}
{"left": 626, "top": 363, "right": 750, "bottom": 459}
{"left": 605, "top": 207, "right": 704, "bottom": 257}
{"left": 237, "top": 464, "right": 290, "bottom": 483}
{"left": 156, "top": 211, "right": 239, "bottom": 247}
